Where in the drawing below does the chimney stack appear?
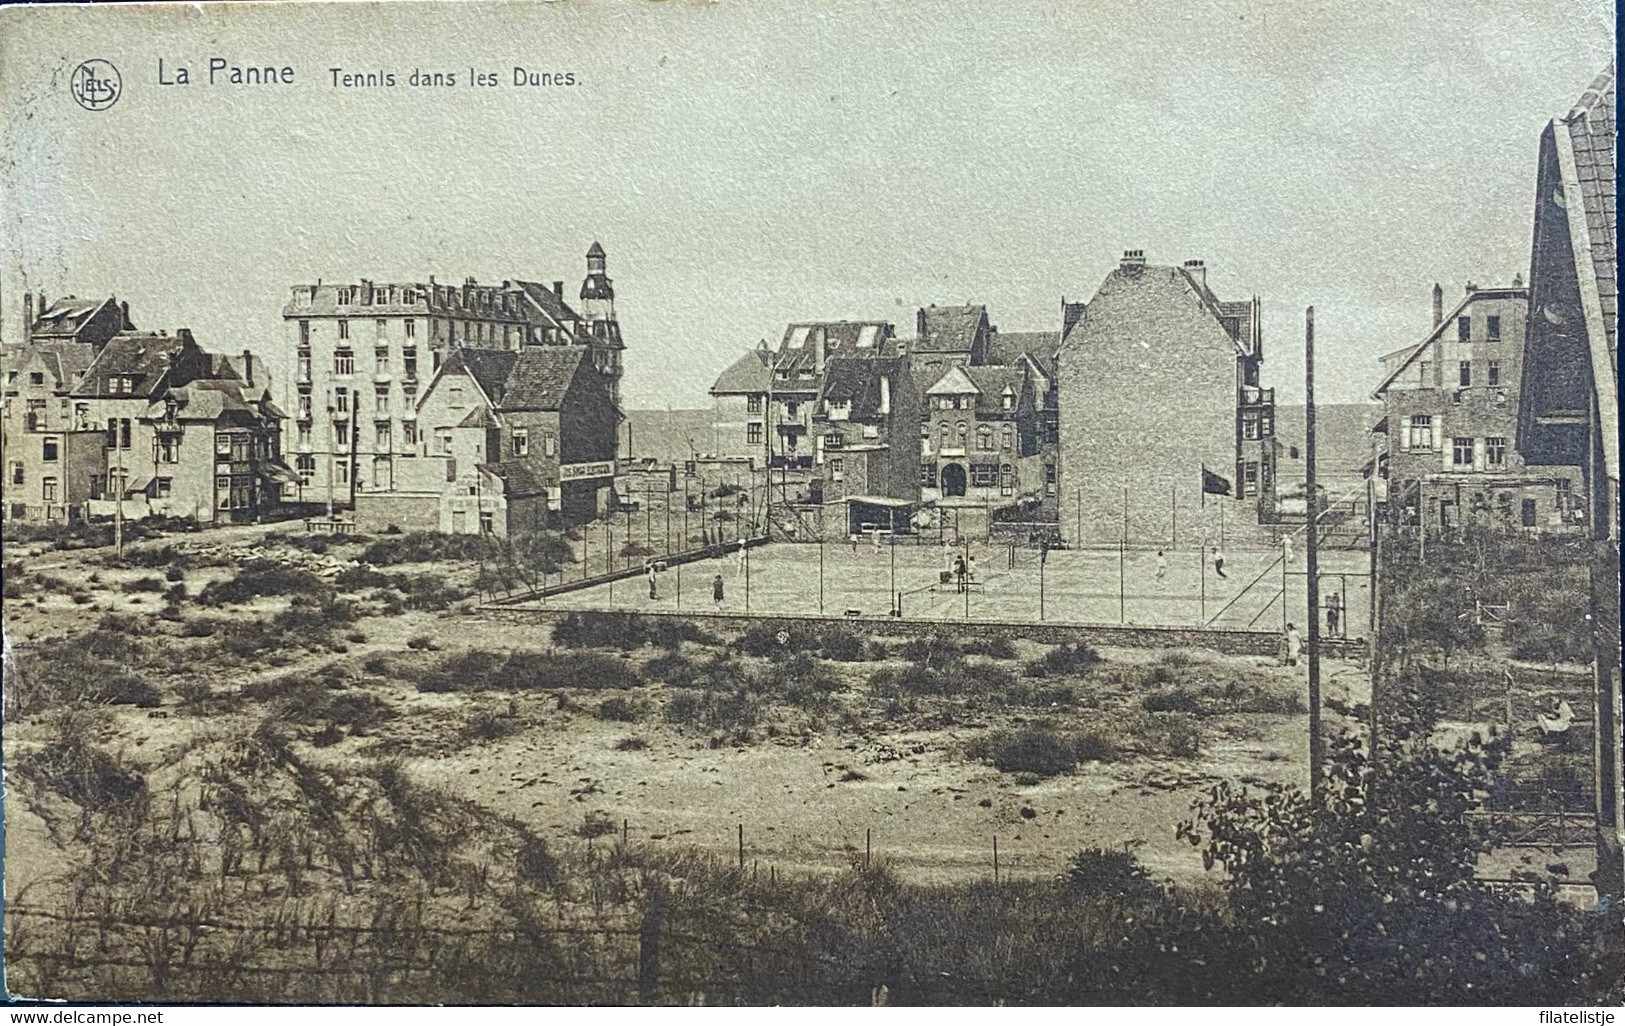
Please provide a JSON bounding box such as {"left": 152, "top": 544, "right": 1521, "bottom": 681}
{"left": 23, "top": 292, "right": 33, "bottom": 342}
{"left": 119, "top": 301, "right": 131, "bottom": 329}
{"left": 1119, "top": 249, "right": 1146, "bottom": 269}
{"left": 1431, "top": 283, "right": 1443, "bottom": 327}
{"left": 916, "top": 308, "right": 927, "bottom": 339}
{"left": 242, "top": 349, "right": 254, "bottom": 387}
{"left": 553, "top": 281, "right": 564, "bottom": 297}
{"left": 1182, "top": 259, "right": 1207, "bottom": 287}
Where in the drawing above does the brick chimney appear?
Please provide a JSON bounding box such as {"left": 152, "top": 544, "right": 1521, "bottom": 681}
{"left": 1182, "top": 259, "right": 1206, "bottom": 287}
{"left": 1119, "top": 249, "right": 1146, "bottom": 269}
{"left": 553, "top": 280, "right": 564, "bottom": 297}
{"left": 241, "top": 349, "right": 254, "bottom": 387}
{"left": 23, "top": 291, "right": 33, "bottom": 342}
{"left": 119, "top": 301, "right": 132, "bottom": 330}
{"left": 1432, "top": 283, "right": 1443, "bottom": 327}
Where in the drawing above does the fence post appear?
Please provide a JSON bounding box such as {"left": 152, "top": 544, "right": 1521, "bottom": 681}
{"left": 638, "top": 877, "right": 664, "bottom": 1004}
{"left": 738, "top": 823, "right": 745, "bottom": 871}
{"left": 992, "top": 835, "right": 999, "bottom": 885}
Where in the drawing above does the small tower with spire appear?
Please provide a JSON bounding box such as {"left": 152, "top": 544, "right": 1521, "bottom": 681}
{"left": 579, "top": 241, "right": 624, "bottom": 405}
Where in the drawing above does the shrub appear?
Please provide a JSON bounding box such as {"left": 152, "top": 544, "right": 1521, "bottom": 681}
{"left": 164, "top": 564, "right": 187, "bottom": 582}
{"left": 120, "top": 575, "right": 165, "bottom": 594}
{"left": 406, "top": 635, "right": 437, "bottom": 651}
{"left": 965, "top": 727, "right": 1078, "bottom": 777}
{"left": 614, "top": 736, "right": 649, "bottom": 751}
{"left": 1071, "top": 729, "right": 1119, "bottom": 763}
{"left": 18, "top": 733, "right": 147, "bottom": 811}
{"left": 1142, "top": 688, "right": 1202, "bottom": 714}
{"left": 1064, "top": 847, "right": 1160, "bottom": 902}
{"left": 870, "top": 663, "right": 960, "bottom": 698}
{"left": 358, "top": 532, "right": 489, "bottom": 566}
{"left": 553, "top": 611, "right": 648, "bottom": 650}
{"left": 577, "top": 811, "right": 618, "bottom": 839}
{"left": 412, "top": 649, "right": 638, "bottom": 693}
{"left": 597, "top": 695, "right": 646, "bottom": 722}
{"left": 769, "top": 651, "right": 844, "bottom": 708}
{"left": 334, "top": 565, "right": 395, "bottom": 591}
{"left": 962, "top": 636, "right": 1018, "bottom": 660}
{"left": 1023, "top": 643, "right": 1102, "bottom": 678}
{"left": 467, "top": 709, "right": 519, "bottom": 741}
{"left": 197, "top": 561, "right": 329, "bottom": 607}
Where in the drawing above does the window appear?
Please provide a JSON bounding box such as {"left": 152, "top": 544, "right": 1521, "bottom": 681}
{"left": 746, "top": 423, "right": 763, "bottom": 445}
{"left": 158, "top": 436, "right": 179, "bottom": 463}
{"left": 299, "top": 320, "right": 310, "bottom": 346}
{"left": 1242, "top": 410, "right": 1262, "bottom": 440}
{"left": 972, "top": 463, "right": 998, "bottom": 488}
{"left": 432, "top": 350, "right": 443, "bottom": 372}
{"left": 41, "top": 477, "right": 57, "bottom": 502}
{"left": 106, "top": 469, "right": 127, "bottom": 497}
{"left": 334, "top": 349, "right": 354, "bottom": 375}
{"left": 155, "top": 477, "right": 172, "bottom": 499}
{"left": 747, "top": 395, "right": 763, "bottom": 414}
{"left": 298, "top": 394, "right": 313, "bottom": 420}
{"left": 1486, "top": 435, "right": 1507, "bottom": 468}
{"left": 829, "top": 457, "right": 844, "bottom": 482}
{"left": 376, "top": 318, "right": 387, "bottom": 337}
{"left": 1418, "top": 361, "right": 1433, "bottom": 386}
{"left": 375, "top": 423, "right": 390, "bottom": 451}
{"left": 217, "top": 476, "right": 232, "bottom": 509}
{"left": 336, "top": 422, "right": 350, "bottom": 447}
{"left": 1487, "top": 315, "right": 1501, "bottom": 341}
{"left": 1521, "top": 498, "right": 1537, "bottom": 527}
{"left": 976, "top": 425, "right": 993, "bottom": 451}
{"left": 1002, "top": 392, "right": 1014, "bottom": 410}
{"left": 8, "top": 462, "right": 21, "bottom": 485}
{"left": 1001, "top": 425, "right": 1014, "bottom": 450}
{"left": 544, "top": 434, "right": 556, "bottom": 456}
{"left": 335, "top": 459, "right": 350, "bottom": 485}
{"left": 1408, "top": 414, "right": 1434, "bottom": 451}
{"left": 297, "top": 423, "right": 312, "bottom": 446}
{"left": 338, "top": 319, "right": 351, "bottom": 341}
{"left": 334, "top": 387, "right": 350, "bottom": 415}
{"left": 1452, "top": 436, "right": 1474, "bottom": 468}
{"left": 1488, "top": 360, "right": 1500, "bottom": 386}
{"left": 42, "top": 438, "right": 58, "bottom": 461}
{"left": 104, "top": 418, "right": 132, "bottom": 450}
{"left": 29, "top": 371, "right": 43, "bottom": 386}
{"left": 1457, "top": 316, "right": 1471, "bottom": 342}
{"left": 25, "top": 398, "right": 46, "bottom": 429}
{"left": 437, "top": 431, "right": 453, "bottom": 455}
{"left": 376, "top": 346, "right": 390, "bottom": 372}
{"left": 1459, "top": 361, "right": 1471, "bottom": 387}
{"left": 1243, "top": 461, "right": 1259, "bottom": 497}
{"left": 404, "top": 318, "right": 416, "bottom": 339}
{"left": 937, "top": 422, "right": 949, "bottom": 450}
{"left": 401, "top": 423, "right": 417, "bottom": 448}
{"left": 297, "top": 351, "right": 312, "bottom": 381}
{"left": 404, "top": 350, "right": 418, "bottom": 378}
{"left": 371, "top": 459, "right": 385, "bottom": 488}
{"left": 956, "top": 421, "right": 968, "bottom": 448}
{"left": 786, "top": 402, "right": 799, "bottom": 418}
{"left": 1045, "top": 463, "right": 1057, "bottom": 496}
{"left": 375, "top": 385, "right": 390, "bottom": 414}
{"left": 512, "top": 428, "right": 529, "bottom": 456}
{"left": 920, "top": 461, "right": 936, "bottom": 486}
{"left": 1000, "top": 464, "right": 1015, "bottom": 496}
{"left": 478, "top": 509, "right": 495, "bottom": 535}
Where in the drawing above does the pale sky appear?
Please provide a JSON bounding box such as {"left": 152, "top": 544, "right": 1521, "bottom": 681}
{"left": 0, "top": 0, "right": 1613, "bottom": 407}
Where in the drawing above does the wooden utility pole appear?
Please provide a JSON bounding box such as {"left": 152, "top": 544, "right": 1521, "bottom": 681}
{"left": 1367, "top": 475, "right": 1382, "bottom": 769}
{"left": 1305, "top": 306, "right": 1325, "bottom": 802}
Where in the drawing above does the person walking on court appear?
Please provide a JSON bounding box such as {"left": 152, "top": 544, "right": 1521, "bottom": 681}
{"left": 712, "top": 573, "right": 725, "bottom": 610}
{"left": 1212, "top": 547, "right": 1227, "bottom": 579}
{"left": 1284, "top": 622, "right": 1302, "bottom": 667}
{"left": 736, "top": 537, "right": 748, "bottom": 577}
{"left": 1326, "top": 592, "right": 1342, "bottom": 638}
{"left": 1155, "top": 549, "right": 1168, "bottom": 579}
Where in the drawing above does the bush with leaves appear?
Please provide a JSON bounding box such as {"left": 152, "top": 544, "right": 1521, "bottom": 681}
{"left": 1177, "top": 686, "right": 1621, "bottom": 1004}
{"left": 1022, "top": 642, "right": 1102, "bottom": 679}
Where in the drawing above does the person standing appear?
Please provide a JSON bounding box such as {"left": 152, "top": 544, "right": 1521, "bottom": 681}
{"left": 1284, "top": 622, "right": 1302, "bottom": 667}
{"left": 1282, "top": 534, "right": 1294, "bottom": 566}
{"left": 737, "top": 537, "right": 748, "bottom": 577}
{"left": 1326, "top": 592, "right": 1342, "bottom": 638}
{"left": 647, "top": 562, "right": 658, "bottom": 601}
{"left": 1212, "top": 547, "right": 1227, "bottom": 579}
{"left": 712, "top": 573, "right": 725, "bottom": 610}
{"left": 1155, "top": 549, "right": 1168, "bottom": 579}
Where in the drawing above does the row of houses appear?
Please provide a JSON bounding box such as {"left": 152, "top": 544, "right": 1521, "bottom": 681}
{"left": 706, "top": 66, "right": 1615, "bottom": 550}
{"left": 708, "top": 256, "right": 1271, "bottom": 545}
{"left": 1, "top": 244, "right": 627, "bottom": 535}
{"left": 2, "top": 298, "right": 292, "bottom": 527}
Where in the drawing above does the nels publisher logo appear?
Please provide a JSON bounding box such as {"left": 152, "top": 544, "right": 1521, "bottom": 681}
{"left": 70, "top": 59, "right": 122, "bottom": 111}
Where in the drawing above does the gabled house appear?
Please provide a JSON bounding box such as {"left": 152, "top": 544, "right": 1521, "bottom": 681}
{"left": 1512, "top": 62, "right": 1620, "bottom": 898}
{"left": 1056, "top": 252, "right": 1275, "bottom": 546}
{"left": 22, "top": 292, "right": 134, "bottom": 350}
{"left": 767, "top": 320, "right": 898, "bottom": 470}
{"left": 921, "top": 363, "right": 1042, "bottom": 507}
{"left": 812, "top": 354, "right": 920, "bottom": 534}
{"left": 358, "top": 344, "right": 619, "bottom": 533}
{"left": 707, "top": 342, "right": 773, "bottom": 460}
{"left": 69, "top": 329, "right": 289, "bottom": 524}
{"left": 1372, "top": 282, "right": 1578, "bottom": 531}
{"left": 1, "top": 340, "right": 101, "bottom": 522}
{"left": 908, "top": 304, "right": 992, "bottom": 381}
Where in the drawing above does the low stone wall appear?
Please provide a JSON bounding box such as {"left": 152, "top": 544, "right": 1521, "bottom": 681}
{"left": 479, "top": 603, "right": 1367, "bottom": 659}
